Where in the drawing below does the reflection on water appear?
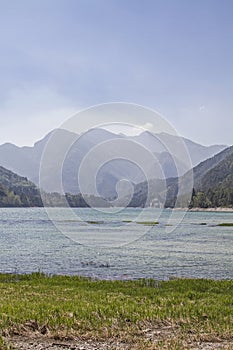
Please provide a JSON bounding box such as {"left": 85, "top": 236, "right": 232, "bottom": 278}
{"left": 0, "top": 208, "right": 232, "bottom": 280}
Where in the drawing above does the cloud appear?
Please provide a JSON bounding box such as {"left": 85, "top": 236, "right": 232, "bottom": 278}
{"left": 199, "top": 105, "right": 206, "bottom": 112}
{"left": 139, "top": 122, "right": 154, "bottom": 131}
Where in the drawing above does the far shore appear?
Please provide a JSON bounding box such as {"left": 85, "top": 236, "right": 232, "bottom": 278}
{"left": 170, "top": 207, "right": 233, "bottom": 212}
{"left": 188, "top": 207, "right": 233, "bottom": 213}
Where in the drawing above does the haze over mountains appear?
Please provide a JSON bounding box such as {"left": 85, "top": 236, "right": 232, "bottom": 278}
{"left": 0, "top": 129, "right": 231, "bottom": 208}
{"left": 0, "top": 128, "right": 226, "bottom": 199}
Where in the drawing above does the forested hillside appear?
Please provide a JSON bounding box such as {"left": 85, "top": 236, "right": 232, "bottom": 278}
{"left": 0, "top": 166, "right": 42, "bottom": 207}
{"left": 190, "top": 150, "right": 233, "bottom": 208}
{"left": 127, "top": 146, "right": 233, "bottom": 209}
{"left": 0, "top": 166, "right": 111, "bottom": 208}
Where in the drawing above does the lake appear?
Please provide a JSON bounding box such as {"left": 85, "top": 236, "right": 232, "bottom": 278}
{"left": 0, "top": 208, "right": 232, "bottom": 280}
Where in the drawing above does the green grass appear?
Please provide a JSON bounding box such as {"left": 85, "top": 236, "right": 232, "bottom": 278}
{"left": 0, "top": 273, "right": 233, "bottom": 348}
{"left": 86, "top": 220, "right": 104, "bottom": 224}
{"left": 218, "top": 223, "right": 233, "bottom": 227}
{"left": 136, "top": 221, "right": 159, "bottom": 226}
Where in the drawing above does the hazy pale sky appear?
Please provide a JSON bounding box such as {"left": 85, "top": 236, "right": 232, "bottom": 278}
{"left": 0, "top": 0, "right": 232, "bottom": 146}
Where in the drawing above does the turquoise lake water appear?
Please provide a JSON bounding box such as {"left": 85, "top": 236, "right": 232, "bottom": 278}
{"left": 0, "top": 208, "right": 232, "bottom": 280}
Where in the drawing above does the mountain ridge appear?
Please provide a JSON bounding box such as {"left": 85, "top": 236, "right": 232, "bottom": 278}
{"left": 127, "top": 145, "right": 233, "bottom": 208}
{"left": 0, "top": 142, "right": 232, "bottom": 208}
{"left": 0, "top": 128, "right": 227, "bottom": 197}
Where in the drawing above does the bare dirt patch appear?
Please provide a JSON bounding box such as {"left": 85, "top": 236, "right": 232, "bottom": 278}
{"left": 6, "top": 336, "right": 127, "bottom": 350}
{"left": 5, "top": 334, "right": 233, "bottom": 350}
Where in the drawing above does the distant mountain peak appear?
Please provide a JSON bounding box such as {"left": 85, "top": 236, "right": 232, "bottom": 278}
{"left": 0, "top": 128, "right": 228, "bottom": 197}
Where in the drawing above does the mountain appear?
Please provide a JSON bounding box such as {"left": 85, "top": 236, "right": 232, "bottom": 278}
{"left": 0, "top": 139, "right": 231, "bottom": 208}
{"left": 131, "top": 131, "right": 226, "bottom": 167}
{"left": 0, "top": 128, "right": 226, "bottom": 198}
{"left": 128, "top": 145, "right": 233, "bottom": 208}
{"left": 190, "top": 146, "right": 233, "bottom": 208}
{"left": 0, "top": 166, "right": 42, "bottom": 207}
{"left": 0, "top": 165, "right": 112, "bottom": 208}
{"left": 192, "top": 145, "right": 233, "bottom": 190}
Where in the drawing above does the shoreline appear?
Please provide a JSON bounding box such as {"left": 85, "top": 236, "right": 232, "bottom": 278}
{"left": 188, "top": 207, "right": 233, "bottom": 213}
{"left": 168, "top": 207, "right": 233, "bottom": 213}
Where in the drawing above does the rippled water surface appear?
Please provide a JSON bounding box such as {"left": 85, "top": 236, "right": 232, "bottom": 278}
{"left": 0, "top": 208, "right": 232, "bottom": 280}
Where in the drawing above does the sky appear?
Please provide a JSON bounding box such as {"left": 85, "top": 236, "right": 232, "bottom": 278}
{"left": 0, "top": 0, "right": 232, "bottom": 146}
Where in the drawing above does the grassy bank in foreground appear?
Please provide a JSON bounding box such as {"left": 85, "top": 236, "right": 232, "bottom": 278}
{"left": 0, "top": 273, "right": 233, "bottom": 349}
